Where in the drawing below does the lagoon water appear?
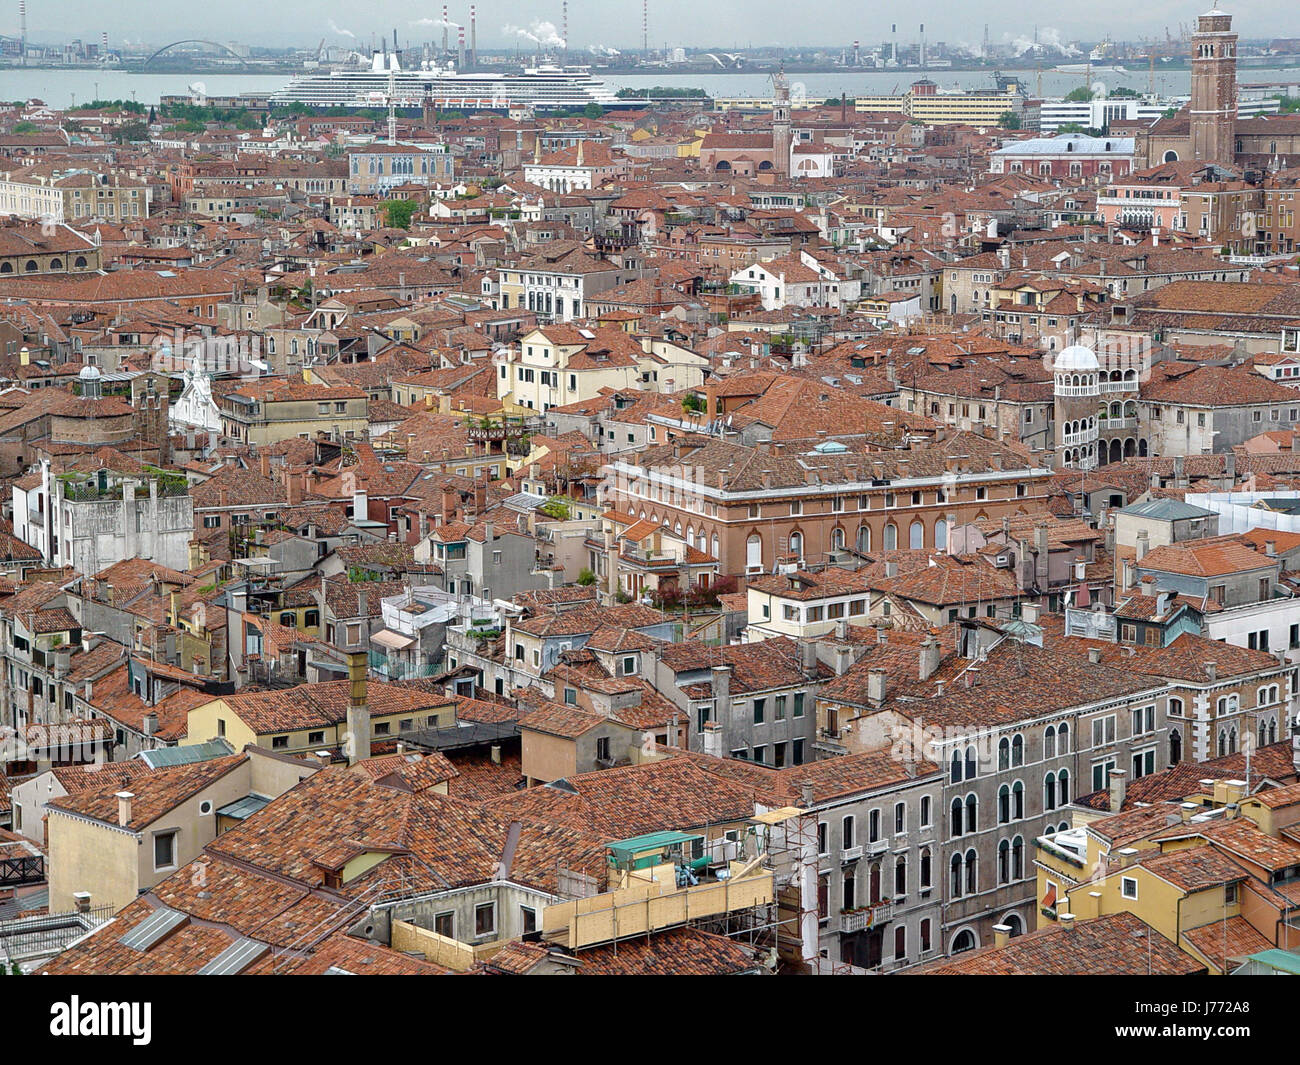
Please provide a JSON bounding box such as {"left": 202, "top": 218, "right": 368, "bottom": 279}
{"left": 3, "top": 65, "right": 1299, "bottom": 107}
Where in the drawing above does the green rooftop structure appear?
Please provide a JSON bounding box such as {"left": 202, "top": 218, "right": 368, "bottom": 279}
{"left": 605, "top": 831, "right": 704, "bottom": 872}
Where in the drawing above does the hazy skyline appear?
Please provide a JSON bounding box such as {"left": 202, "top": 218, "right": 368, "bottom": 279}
{"left": 13, "top": 1, "right": 1297, "bottom": 52}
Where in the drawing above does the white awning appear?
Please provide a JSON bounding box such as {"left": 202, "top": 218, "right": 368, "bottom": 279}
{"left": 370, "top": 628, "right": 416, "bottom": 651}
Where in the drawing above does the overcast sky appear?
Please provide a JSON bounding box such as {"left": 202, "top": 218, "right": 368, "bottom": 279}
{"left": 22, "top": 1, "right": 1290, "bottom": 51}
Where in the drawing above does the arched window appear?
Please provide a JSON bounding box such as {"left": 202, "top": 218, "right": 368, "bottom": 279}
{"left": 1044, "top": 725, "right": 1057, "bottom": 759}
{"left": 894, "top": 856, "right": 906, "bottom": 897}
{"left": 935, "top": 517, "right": 948, "bottom": 550}
{"left": 74, "top": 255, "right": 87, "bottom": 268}
{"left": 1045, "top": 771, "right": 1057, "bottom": 811}
{"left": 1170, "top": 728, "right": 1182, "bottom": 766}
{"left": 1011, "top": 734, "right": 1024, "bottom": 767}
{"left": 1013, "top": 780, "right": 1024, "bottom": 820}
{"left": 998, "top": 838, "right": 1010, "bottom": 883}
{"left": 278, "top": 612, "right": 296, "bottom": 627}
{"left": 909, "top": 520, "right": 924, "bottom": 549}
{"left": 1260, "top": 719, "right": 1268, "bottom": 750}
{"left": 48, "top": 258, "right": 61, "bottom": 270}
{"left": 950, "top": 750, "right": 962, "bottom": 785}
{"left": 920, "top": 848, "right": 931, "bottom": 890}
{"left": 1012, "top": 836, "right": 1024, "bottom": 880}
{"left": 23, "top": 259, "right": 37, "bottom": 272}
{"left": 965, "top": 848, "right": 978, "bottom": 894}
{"left": 303, "top": 609, "right": 320, "bottom": 628}
{"left": 1169, "top": 697, "right": 1183, "bottom": 718}
{"left": 789, "top": 531, "right": 803, "bottom": 559}
{"left": 951, "top": 929, "right": 976, "bottom": 954}
{"left": 711, "top": 533, "right": 719, "bottom": 560}
{"left": 1270, "top": 719, "right": 1278, "bottom": 744}
{"left": 883, "top": 522, "right": 897, "bottom": 550}
{"left": 745, "top": 534, "right": 762, "bottom": 572}
{"left": 0, "top": 262, "right": 11, "bottom": 273}
{"left": 950, "top": 797, "right": 963, "bottom": 837}
{"left": 1058, "top": 769, "right": 1069, "bottom": 805}
{"left": 1058, "top": 722, "right": 1069, "bottom": 753}
{"left": 965, "top": 745, "right": 977, "bottom": 780}
{"left": 964, "top": 793, "right": 977, "bottom": 833}
{"left": 998, "top": 784, "right": 1010, "bottom": 824}
{"left": 856, "top": 525, "right": 871, "bottom": 552}
{"left": 950, "top": 853, "right": 964, "bottom": 897}
{"left": 998, "top": 737, "right": 1010, "bottom": 771}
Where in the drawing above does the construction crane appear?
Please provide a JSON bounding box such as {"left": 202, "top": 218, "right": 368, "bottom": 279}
{"left": 316, "top": 38, "right": 326, "bottom": 62}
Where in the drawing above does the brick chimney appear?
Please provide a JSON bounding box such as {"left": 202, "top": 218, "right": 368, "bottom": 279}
{"left": 345, "top": 651, "right": 370, "bottom": 765}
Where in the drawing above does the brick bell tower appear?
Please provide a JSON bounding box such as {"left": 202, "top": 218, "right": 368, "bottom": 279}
{"left": 1189, "top": 8, "right": 1237, "bottom": 167}
{"left": 772, "top": 67, "right": 792, "bottom": 178}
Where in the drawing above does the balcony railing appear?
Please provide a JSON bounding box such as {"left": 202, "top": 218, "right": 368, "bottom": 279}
{"left": 1061, "top": 427, "right": 1099, "bottom": 446}
{"left": 1100, "top": 379, "right": 1139, "bottom": 393}
{"left": 1097, "top": 416, "right": 1137, "bottom": 431}
{"left": 840, "top": 845, "right": 863, "bottom": 863}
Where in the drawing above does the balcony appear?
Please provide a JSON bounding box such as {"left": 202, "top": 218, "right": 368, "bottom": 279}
{"left": 864, "top": 838, "right": 889, "bottom": 857}
{"left": 840, "top": 844, "right": 864, "bottom": 864}
{"left": 1097, "top": 416, "right": 1136, "bottom": 431}
{"left": 1061, "top": 427, "right": 1098, "bottom": 447}
{"left": 839, "top": 900, "right": 894, "bottom": 933}
{"left": 1055, "top": 383, "right": 1099, "bottom": 397}
{"left": 1100, "top": 378, "right": 1139, "bottom": 393}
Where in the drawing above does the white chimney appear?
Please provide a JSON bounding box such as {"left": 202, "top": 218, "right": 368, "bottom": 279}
{"left": 115, "top": 791, "right": 134, "bottom": 827}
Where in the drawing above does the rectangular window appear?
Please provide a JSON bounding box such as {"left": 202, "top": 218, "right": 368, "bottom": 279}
{"left": 474, "top": 902, "right": 496, "bottom": 937}
{"left": 520, "top": 906, "right": 537, "bottom": 933}
{"left": 793, "top": 692, "right": 805, "bottom": 717}
{"left": 272, "top": 735, "right": 288, "bottom": 749}
{"left": 1091, "top": 715, "right": 1116, "bottom": 748}
{"left": 434, "top": 911, "right": 454, "bottom": 938}
{"left": 895, "top": 802, "right": 906, "bottom": 834}
{"left": 775, "top": 695, "right": 787, "bottom": 720}
{"left": 153, "top": 830, "right": 178, "bottom": 870}
{"left": 842, "top": 815, "right": 855, "bottom": 849}
{"left": 753, "top": 698, "right": 766, "bottom": 724}
{"left": 920, "top": 795, "right": 931, "bottom": 827}
{"left": 1121, "top": 877, "right": 1138, "bottom": 900}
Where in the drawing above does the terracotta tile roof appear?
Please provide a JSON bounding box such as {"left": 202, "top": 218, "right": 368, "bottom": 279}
{"left": 46, "top": 754, "right": 247, "bottom": 831}
{"left": 482, "top": 756, "right": 765, "bottom": 840}
{"left": 216, "top": 680, "right": 454, "bottom": 735}
{"left": 908, "top": 912, "right": 1204, "bottom": 975}
{"left": 1182, "top": 915, "right": 1273, "bottom": 973}
{"left": 565, "top": 927, "right": 763, "bottom": 975}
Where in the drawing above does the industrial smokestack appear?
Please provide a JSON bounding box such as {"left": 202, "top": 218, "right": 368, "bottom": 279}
{"left": 19, "top": 0, "right": 26, "bottom": 63}
{"left": 920, "top": 23, "right": 926, "bottom": 68}
{"left": 563, "top": 0, "right": 568, "bottom": 58}
{"left": 470, "top": 4, "right": 476, "bottom": 69}
{"left": 442, "top": 4, "right": 449, "bottom": 53}
{"left": 346, "top": 651, "right": 371, "bottom": 765}
{"left": 458, "top": 25, "right": 465, "bottom": 69}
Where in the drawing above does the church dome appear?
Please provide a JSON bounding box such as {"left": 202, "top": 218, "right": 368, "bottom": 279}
{"left": 1053, "top": 344, "right": 1100, "bottom": 373}
{"left": 78, "top": 364, "right": 102, "bottom": 382}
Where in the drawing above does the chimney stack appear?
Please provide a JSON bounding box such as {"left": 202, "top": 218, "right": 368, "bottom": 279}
{"left": 800, "top": 781, "right": 815, "bottom": 808}
{"left": 345, "top": 651, "right": 371, "bottom": 765}
{"left": 919, "top": 635, "right": 941, "bottom": 681}
{"left": 115, "top": 791, "right": 134, "bottom": 828}
{"left": 867, "top": 668, "right": 887, "bottom": 706}
{"left": 992, "top": 923, "right": 1011, "bottom": 948}
{"left": 711, "top": 664, "right": 730, "bottom": 719}
{"left": 801, "top": 640, "right": 818, "bottom": 679}
{"left": 1059, "top": 912, "right": 1076, "bottom": 932}
{"left": 1108, "top": 768, "right": 1127, "bottom": 812}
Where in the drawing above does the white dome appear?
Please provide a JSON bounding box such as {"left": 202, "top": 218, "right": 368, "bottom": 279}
{"left": 1054, "top": 344, "right": 1100, "bottom": 373}
{"left": 78, "top": 364, "right": 102, "bottom": 381}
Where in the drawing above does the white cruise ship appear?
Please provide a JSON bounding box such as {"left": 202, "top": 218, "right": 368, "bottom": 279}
{"left": 269, "top": 51, "right": 621, "bottom": 111}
